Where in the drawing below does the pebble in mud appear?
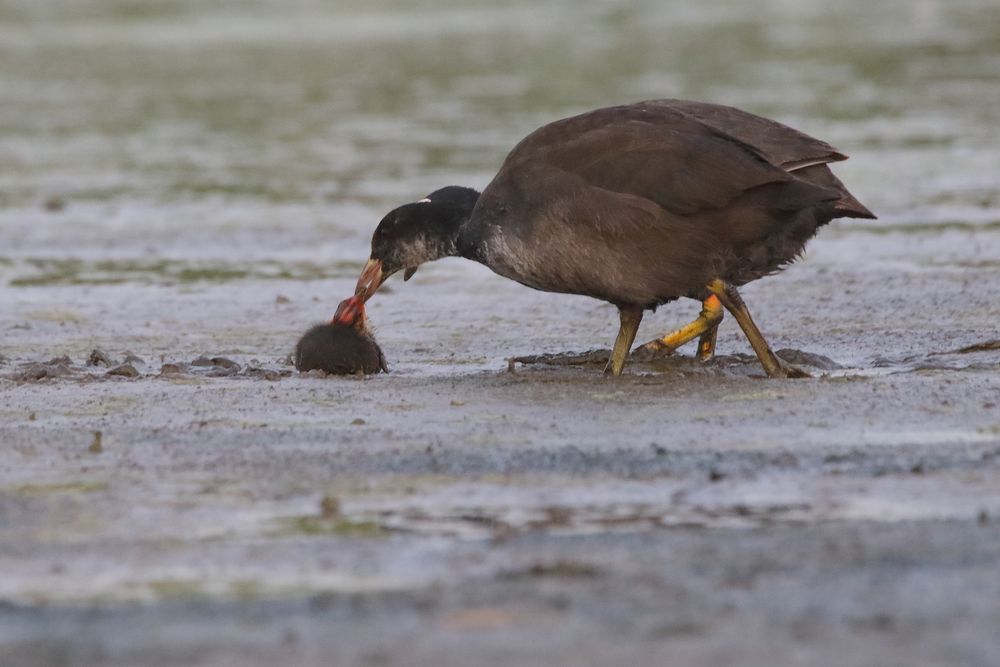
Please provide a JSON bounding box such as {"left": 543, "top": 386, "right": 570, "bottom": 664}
{"left": 294, "top": 323, "right": 387, "bottom": 375}
{"left": 106, "top": 363, "right": 139, "bottom": 378}
{"left": 774, "top": 349, "right": 843, "bottom": 371}
{"left": 43, "top": 195, "right": 66, "bottom": 212}
{"left": 319, "top": 496, "right": 341, "bottom": 518}
{"left": 210, "top": 357, "right": 240, "bottom": 370}
{"left": 190, "top": 356, "right": 241, "bottom": 376}
{"left": 89, "top": 431, "right": 103, "bottom": 454}
{"left": 13, "top": 357, "right": 73, "bottom": 382}
{"left": 953, "top": 339, "right": 1000, "bottom": 354}
{"left": 244, "top": 367, "right": 285, "bottom": 382}
{"left": 87, "top": 349, "right": 114, "bottom": 367}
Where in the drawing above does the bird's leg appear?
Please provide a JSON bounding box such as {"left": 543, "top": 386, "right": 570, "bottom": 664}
{"left": 695, "top": 317, "right": 720, "bottom": 362}
{"left": 636, "top": 295, "right": 724, "bottom": 360}
{"left": 706, "top": 279, "right": 809, "bottom": 379}
{"left": 605, "top": 306, "right": 644, "bottom": 376}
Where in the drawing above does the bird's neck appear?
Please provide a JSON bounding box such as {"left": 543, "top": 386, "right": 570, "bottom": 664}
{"left": 427, "top": 189, "right": 480, "bottom": 259}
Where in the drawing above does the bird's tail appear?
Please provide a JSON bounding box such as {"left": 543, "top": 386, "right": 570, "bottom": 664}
{"left": 792, "top": 163, "right": 876, "bottom": 220}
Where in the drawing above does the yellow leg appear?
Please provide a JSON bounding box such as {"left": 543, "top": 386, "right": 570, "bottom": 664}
{"left": 637, "top": 295, "right": 724, "bottom": 360}
{"left": 695, "top": 320, "right": 719, "bottom": 361}
{"left": 604, "top": 306, "right": 643, "bottom": 376}
{"left": 706, "top": 279, "right": 809, "bottom": 379}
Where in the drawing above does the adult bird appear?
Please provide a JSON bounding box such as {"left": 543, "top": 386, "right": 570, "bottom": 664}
{"left": 351, "top": 99, "right": 874, "bottom": 377}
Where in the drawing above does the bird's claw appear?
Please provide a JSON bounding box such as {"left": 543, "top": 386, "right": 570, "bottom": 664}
{"left": 632, "top": 341, "right": 675, "bottom": 361}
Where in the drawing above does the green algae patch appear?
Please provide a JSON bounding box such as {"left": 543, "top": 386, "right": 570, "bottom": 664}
{"left": 8, "top": 257, "right": 363, "bottom": 287}
{"left": 64, "top": 395, "right": 138, "bottom": 417}
{"left": 7, "top": 481, "right": 108, "bottom": 495}
{"left": 278, "top": 515, "right": 386, "bottom": 538}
{"left": 228, "top": 579, "right": 265, "bottom": 600}
{"left": 720, "top": 389, "right": 787, "bottom": 402}
{"left": 979, "top": 422, "right": 1000, "bottom": 436}
{"left": 147, "top": 579, "right": 207, "bottom": 599}
{"left": 832, "top": 219, "right": 1000, "bottom": 237}
{"left": 23, "top": 308, "right": 86, "bottom": 322}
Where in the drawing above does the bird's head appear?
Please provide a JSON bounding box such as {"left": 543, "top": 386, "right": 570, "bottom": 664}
{"left": 354, "top": 186, "right": 479, "bottom": 301}
{"left": 331, "top": 294, "right": 366, "bottom": 329}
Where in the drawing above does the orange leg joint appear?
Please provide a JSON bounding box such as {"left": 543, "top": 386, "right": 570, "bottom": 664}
{"left": 636, "top": 295, "right": 724, "bottom": 360}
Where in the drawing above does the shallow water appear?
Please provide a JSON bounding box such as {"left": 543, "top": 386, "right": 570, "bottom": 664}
{"left": 2, "top": 1, "right": 1000, "bottom": 665}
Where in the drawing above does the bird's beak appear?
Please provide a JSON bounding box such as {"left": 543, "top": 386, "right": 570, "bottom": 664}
{"left": 332, "top": 294, "right": 365, "bottom": 327}
{"left": 355, "top": 258, "right": 388, "bottom": 302}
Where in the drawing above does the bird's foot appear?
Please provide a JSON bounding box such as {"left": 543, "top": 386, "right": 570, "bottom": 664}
{"left": 632, "top": 340, "right": 676, "bottom": 361}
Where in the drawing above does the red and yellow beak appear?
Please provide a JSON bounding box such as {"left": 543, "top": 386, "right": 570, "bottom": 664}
{"left": 332, "top": 294, "right": 365, "bottom": 327}
{"left": 354, "top": 258, "right": 388, "bottom": 302}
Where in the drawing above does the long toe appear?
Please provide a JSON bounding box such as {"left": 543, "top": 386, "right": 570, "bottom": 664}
{"left": 632, "top": 340, "right": 675, "bottom": 360}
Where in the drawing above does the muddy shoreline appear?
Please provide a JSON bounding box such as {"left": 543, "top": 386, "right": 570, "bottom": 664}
{"left": 4, "top": 0, "right": 1000, "bottom": 663}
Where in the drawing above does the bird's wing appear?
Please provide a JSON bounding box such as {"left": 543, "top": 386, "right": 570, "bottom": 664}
{"left": 510, "top": 118, "right": 795, "bottom": 216}
{"left": 644, "top": 99, "right": 847, "bottom": 170}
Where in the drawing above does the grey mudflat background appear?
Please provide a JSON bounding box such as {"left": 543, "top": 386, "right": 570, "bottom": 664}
{"left": 2, "top": 1, "right": 1000, "bottom": 665}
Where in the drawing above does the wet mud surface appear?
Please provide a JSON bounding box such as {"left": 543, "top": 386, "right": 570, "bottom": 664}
{"left": 3, "top": 0, "right": 1000, "bottom": 665}
{"left": 2, "top": 294, "right": 999, "bottom": 666}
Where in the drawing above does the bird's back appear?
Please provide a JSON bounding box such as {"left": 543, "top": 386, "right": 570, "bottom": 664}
{"left": 502, "top": 99, "right": 872, "bottom": 217}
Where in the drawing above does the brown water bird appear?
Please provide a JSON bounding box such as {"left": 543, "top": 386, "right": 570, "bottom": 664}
{"left": 352, "top": 99, "right": 874, "bottom": 377}
{"left": 294, "top": 295, "right": 387, "bottom": 375}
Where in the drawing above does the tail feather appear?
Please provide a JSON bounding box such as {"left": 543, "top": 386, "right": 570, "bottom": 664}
{"left": 791, "top": 163, "right": 876, "bottom": 220}
{"left": 834, "top": 190, "right": 877, "bottom": 219}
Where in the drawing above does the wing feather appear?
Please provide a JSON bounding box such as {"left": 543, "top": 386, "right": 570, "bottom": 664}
{"left": 506, "top": 118, "right": 792, "bottom": 216}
